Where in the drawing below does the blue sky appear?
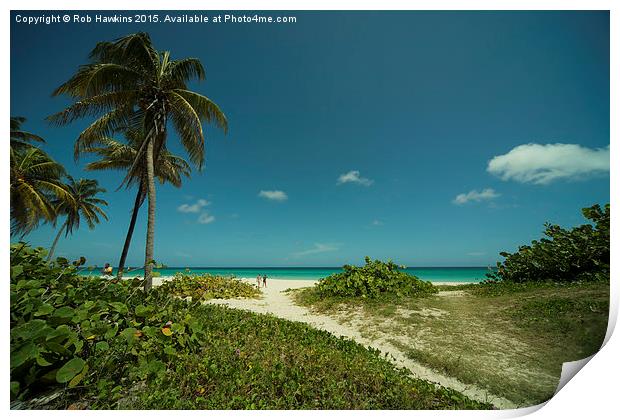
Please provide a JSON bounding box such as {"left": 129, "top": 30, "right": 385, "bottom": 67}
{"left": 10, "top": 11, "right": 610, "bottom": 267}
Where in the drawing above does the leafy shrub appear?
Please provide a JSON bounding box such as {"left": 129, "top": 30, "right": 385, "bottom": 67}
{"left": 315, "top": 257, "right": 437, "bottom": 298}
{"left": 10, "top": 243, "right": 206, "bottom": 404}
{"left": 487, "top": 204, "right": 610, "bottom": 284}
{"left": 160, "top": 273, "right": 261, "bottom": 301}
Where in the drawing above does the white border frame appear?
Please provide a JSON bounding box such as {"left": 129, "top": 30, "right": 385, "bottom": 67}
{"left": 3, "top": 2, "right": 616, "bottom": 420}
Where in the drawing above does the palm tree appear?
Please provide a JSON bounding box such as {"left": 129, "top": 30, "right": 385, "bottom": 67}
{"left": 83, "top": 129, "right": 191, "bottom": 279}
{"left": 49, "top": 33, "right": 227, "bottom": 291}
{"left": 11, "top": 117, "right": 45, "bottom": 151}
{"left": 47, "top": 177, "right": 108, "bottom": 261}
{"left": 10, "top": 133, "right": 72, "bottom": 236}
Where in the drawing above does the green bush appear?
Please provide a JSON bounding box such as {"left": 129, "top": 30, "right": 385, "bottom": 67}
{"left": 315, "top": 257, "right": 437, "bottom": 298}
{"left": 10, "top": 243, "right": 207, "bottom": 403}
{"left": 487, "top": 204, "right": 610, "bottom": 284}
{"left": 160, "top": 273, "right": 261, "bottom": 301}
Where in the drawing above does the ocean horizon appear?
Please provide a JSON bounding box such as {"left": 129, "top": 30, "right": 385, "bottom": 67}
{"left": 84, "top": 266, "right": 495, "bottom": 283}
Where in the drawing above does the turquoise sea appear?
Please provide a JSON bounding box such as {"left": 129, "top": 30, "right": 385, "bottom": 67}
{"left": 84, "top": 266, "right": 494, "bottom": 283}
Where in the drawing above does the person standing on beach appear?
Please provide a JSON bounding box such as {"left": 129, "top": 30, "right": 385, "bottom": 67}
{"left": 256, "top": 274, "right": 262, "bottom": 288}
{"left": 262, "top": 274, "right": 267, "bottom": 288}
{"left": 102, "top": 263, "right": 113, "bottom": 277}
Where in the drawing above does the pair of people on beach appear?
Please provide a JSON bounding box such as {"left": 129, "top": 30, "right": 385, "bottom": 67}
{"left": 256, "top": 274, "right": 267, "bottom": 288}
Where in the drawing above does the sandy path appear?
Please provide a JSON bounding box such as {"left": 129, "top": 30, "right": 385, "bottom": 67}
{"left": 207, "top": 278, "right": 518, "bottom": 409}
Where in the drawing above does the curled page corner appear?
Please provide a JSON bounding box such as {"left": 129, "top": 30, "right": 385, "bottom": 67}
{"left": 554, "top": 355, "right": 595, "bottom": 396}
{"left": 551, "top": 288, "right": 618, "bottom": 395}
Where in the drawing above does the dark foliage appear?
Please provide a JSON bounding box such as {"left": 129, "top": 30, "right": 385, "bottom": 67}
{"left": 487, "top": 204, "right": 609, "bottom": 284}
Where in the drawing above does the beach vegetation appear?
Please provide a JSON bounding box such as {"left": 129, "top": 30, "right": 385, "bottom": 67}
{"left": 486, "top": 204, "right": 609, "bottom": 284}
{"left": 160, "top": 273, "right": 261, "bottom": 300}
{"left": 313, "top": 256, "right": 437, "bottom": 298}
{"left": 10, "top": 243, "right": 489, "bottom": 410}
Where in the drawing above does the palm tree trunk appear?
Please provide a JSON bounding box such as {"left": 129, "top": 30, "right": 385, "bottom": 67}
{"left": 143, "top": 139, "right": 157, "bottom": 292}
{"left": 47, "top": 219, "right": 68, "bottom": 261}
{"left": 116, "top": 182, "right": 144, "bottom": 281}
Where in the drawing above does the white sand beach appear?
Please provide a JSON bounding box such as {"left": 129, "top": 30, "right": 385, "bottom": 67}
{"left": 151, "top": 276, "right": 516, "bottom": 409}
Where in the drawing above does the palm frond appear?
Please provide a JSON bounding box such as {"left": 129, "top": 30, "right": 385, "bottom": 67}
{"left": 74, "top": 107, "right": 137, "bottom": 160}
{"left": 168, "top": 92, "right": 205, "bottom": 167}
{"left": 165, "top": 58, "right": 206, "bottom": 84}
{"left": 11, "top": 117, "right": 45, "bottom": 144}
{"left": 47, "top": 91, "right": 138, "bottom": 126}
{"left": 52, "top": 63, "right": 142, "bottom": 98}
{"left": 173, "top": 89, "right": 228, "bottom": 133}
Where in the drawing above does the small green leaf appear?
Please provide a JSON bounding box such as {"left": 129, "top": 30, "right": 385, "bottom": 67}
{"left": 34, "top": 303, "right": 54, "bottom": 316}
{"left": 10, "top": 382, "right": 20, "bottom": 399}
{"left": 104, "top": 324, "right": 118, "bottom": 340}
{"left": 24, "top": 280, "right": 42, "bottom": 289}
{"left": 11, "top": 265, "right": 23, "bottom": 280}
{"left": 109, "top": 302, "right": 128, "bottom": 315}
{"left": 68, "top": 363, "right": 89, "bottom": 388}
{"left": 53, "top": 306, "right": 75, "bottom": 319}
{"left": 36, "top": 355, "right": 53, "bottom": 366}
{"left": 135, "top": 305, "right": 150, "bottom": 317}
{"left": 45, "top": 341, "right": 71, "bottom": 356}
{"left": 56, "top": 357, "right": 85, "bottom": 383}
{"left": 11, "top": 342, "right": 38, "bottom": 368}
{"left": 120, "top": 327, "right": 138, "bottom": 344}
{"left": 95, "top": 341, "right": 110, "bottom": 352}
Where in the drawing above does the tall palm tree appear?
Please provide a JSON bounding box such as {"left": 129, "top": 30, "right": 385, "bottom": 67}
{"left": 49, "top": 33, "right": 227, "bottom": 291}
{"left": 10, "top": 143, "right": 71, "bottom": 236}
{"left": 84, "top": 129, "right": 191, "bottom": 279}
{"left": 47, "top": 177, "right": 108, "bottom": 261}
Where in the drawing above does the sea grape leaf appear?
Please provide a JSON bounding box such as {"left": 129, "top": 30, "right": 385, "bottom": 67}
{"left": 95, "top": 341, "right": 109, "bottom": 352}
{"left": 10, "top": 382, "right": 20, "bottom": 399}
{"left": 53, "top": 307, "right": 75, "bottom": 319}
{"left": 68, "top": 363, "right": 89, "bottom": 388}
{"left": 11, "top": 265, "right": 23, "bottom": 280}
{"left": 109, "top": 302, "right": 128, "bottom": 315}
{"left": 56, "top": 358, "right": 85, "bottom": 383}
{"left": 36, "top": 355, "right": 53, "bottom": 366}
{"left": 104, "top": 324, "right": 118, "bottom": 339}
{"left": 34, "top": 303, "right": 55, "bottom": 316}
{"left": 11, "top": 342, "right": 38, "bottom": 368}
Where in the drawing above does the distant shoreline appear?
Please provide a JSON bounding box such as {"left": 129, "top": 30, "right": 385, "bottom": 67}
{"left": 84, "top": 266, "right": 492, "bottom": 283}
{"left": 135, "top": 276, "right": 478, "bottom": 287}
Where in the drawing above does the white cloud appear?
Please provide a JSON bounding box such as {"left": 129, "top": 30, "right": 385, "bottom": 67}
{"left": 337, "top": 170, "right": 374, "bottom": 186}
{"left": 258, "top": 190, "right": 288, "bottom": 201}
{"left": 453, "top": 188, "right": 500, "bottom": 205}
{"left": 197, "top": 212, "right": 215, "bottom": 224}
{"left": 292, "top": 243, "right": 340, "bottom": 257}
{"left": 487, "top": 143, "right": 610, "bottom": 185}
{"left": 177, "top": 199, "right": 210, "bottom": 213}
{"left": 371, "top": 220, "right": 384, "bottom": 226}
